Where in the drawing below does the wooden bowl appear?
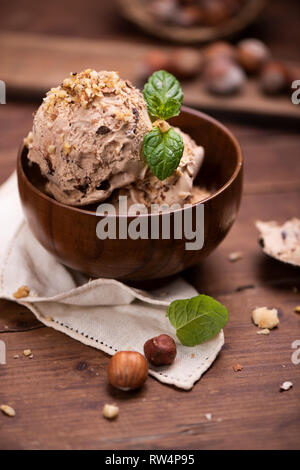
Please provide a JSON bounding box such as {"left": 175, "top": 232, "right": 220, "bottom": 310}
{"left": 17, "top": 107, "right": 243, "bottom": 282}
{"left": 118, "top": 0, "right": 267, "bottom": 44}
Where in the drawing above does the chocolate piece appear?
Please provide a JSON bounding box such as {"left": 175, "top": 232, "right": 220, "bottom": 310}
{"left": 96, "top": 125, "right": 111, "bottom": 135}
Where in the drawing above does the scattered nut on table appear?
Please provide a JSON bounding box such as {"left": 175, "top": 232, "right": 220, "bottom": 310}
{"left": 294, "top": 306, "right": 300, "bottom": 314}
{"left": 0, "top": 404, "right": 16, "bottom": 417}
{"left": 108, "top": 351, "right": 148, "bottom": 391}
{"left": 23, "top": 349, "right": 32, "bottom": 357}
{"left": 280, "top": 381, "right": 293, "bottom": 392}
{"left": 233, "top": 363, "right": 243, "bottom": 372}
{"left": 252, "top": 307, "right": 279, "bottom": 329}
{"left": 103, "top": 404, "right": 119, "bottom": 420}
{"left": 13, "top": 286, "right": 30, "bottom": 299}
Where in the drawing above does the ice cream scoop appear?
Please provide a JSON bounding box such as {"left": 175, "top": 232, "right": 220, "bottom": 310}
{"left": 26, "top": 69, "right": 152, "bottom": 206}
{"left": 109, "top": 127, "right": 205, "bottom": 211}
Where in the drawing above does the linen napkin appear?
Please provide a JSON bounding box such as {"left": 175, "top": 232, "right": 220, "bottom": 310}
{"left": 0, "top": 173, "right": 224, "bottom": 390}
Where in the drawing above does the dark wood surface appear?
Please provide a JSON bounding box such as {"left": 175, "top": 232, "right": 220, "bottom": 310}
{"left": 0, "top": 0, "right": 300, "bottom": 450}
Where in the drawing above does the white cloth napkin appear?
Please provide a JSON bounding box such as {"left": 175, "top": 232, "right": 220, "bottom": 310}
{"left": 0, "top": 173, "right": 224, "bottom": 390}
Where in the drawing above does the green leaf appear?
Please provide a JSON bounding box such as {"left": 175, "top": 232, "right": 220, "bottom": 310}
{"left": 167, "top": 295, "right": 228, "bottom": 347}
{"left": 143, "top": 70, "right": 183, "bottom": 120}
{"left": 143, "top": 126, "right": 184, "bottom": 181}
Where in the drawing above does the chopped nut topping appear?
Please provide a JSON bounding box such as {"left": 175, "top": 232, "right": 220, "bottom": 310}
{"left": 63, "top": 143, "right": 71, "bottom": 155}
{"left": 103, "top": 404, "right": 119, "bottom": 419}
{"left": 13, "top": 286, "right": 30, "bottom": 299}
{"left": 1, "top": 404, "right": 16, "bottom": 417}
{"left": 233, "top": 363, "right": 243, "bottom": 372}
{"left": 228, "top": 251, "right": 243, "bottom": 262}
{"left": 280, "top": 381, "right": 293, "bottom": 391}
{"left": 252, "top": 307, "right": 279, "bottom": 329}
{"left": 42, "top": 69, "right": 123, "bottom": 113}
{"left": 48, "top": 144, "right": 56, "bottom": 154}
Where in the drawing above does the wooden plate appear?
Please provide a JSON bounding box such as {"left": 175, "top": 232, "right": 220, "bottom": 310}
{"left": 1, "top": 32, "right": 299, "bottom": 120}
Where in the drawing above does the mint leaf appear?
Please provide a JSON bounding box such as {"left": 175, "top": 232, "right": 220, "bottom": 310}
{"left": 167, "top": 295, "right": 228, "bottom": 347}
{"left": 143, "top": 70, "right": 183, "bottom": 120}
{"left": 143, "top": 126, "right": 184, "bottom": 181}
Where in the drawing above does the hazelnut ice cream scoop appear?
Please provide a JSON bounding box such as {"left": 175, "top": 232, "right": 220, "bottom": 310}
{"left": 26, "top": 69, "right": 152, "bottom": 206}
{"left": 110, "top": 127, "right": 206, "bottom": 210}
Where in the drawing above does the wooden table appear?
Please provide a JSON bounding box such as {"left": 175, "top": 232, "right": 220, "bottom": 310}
{"left": 0, "top": 0, "right": 299, "bottom": 450}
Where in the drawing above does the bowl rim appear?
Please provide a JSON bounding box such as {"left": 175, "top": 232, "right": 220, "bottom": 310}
{"left": 18, "top": 106, "right": 243, "bottom": 218}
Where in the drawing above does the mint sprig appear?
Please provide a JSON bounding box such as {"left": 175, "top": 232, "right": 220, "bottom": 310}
{"left": 167, "top": 295, "right": 228, "bottom": 347}
{"left": 143, "top": 70, "right": 184, "bottom": 181}
{"left": 143, "top": 70, "right": 183, "bottom": 120}
{"left": 142, "top": 126, "right": 184, "bottom": 181}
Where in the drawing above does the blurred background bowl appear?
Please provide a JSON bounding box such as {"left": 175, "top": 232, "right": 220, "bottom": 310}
{"left": 17, "top": 107, "right": 243, "bottom": 282}
{"left": 118, "top": 0, "right": 267, "bottom": 43}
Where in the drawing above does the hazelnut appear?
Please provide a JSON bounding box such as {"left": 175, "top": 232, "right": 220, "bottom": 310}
{"left": 144, "top": 50, "right": 169, "bottom": 75}
{"left": 237, "top": 38, "right": 271, "bottom": 74}
{"left": 203, "top": 57, "right": 246, "bottom": 95}
{"left": 144, "top": 334, "right": 177, "bottom": 366}
{"left": 168, "top": 48, "right": 203, "bottom": 79}
{"left": 202, "top": 0, "right": 232, "bottom": 26}
{"left": 203, "top": 41, "right": 237, "bottom": 64}
{"left": 108, "top": 351, "right": 148, "bottom": 391}
{"left": 260, "top": 61, "right": 290, "bottom": 95}
{"left": 174, "top": 6, "right": 205, "bottom": 26}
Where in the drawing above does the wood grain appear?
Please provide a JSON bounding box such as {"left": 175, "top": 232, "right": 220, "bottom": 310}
{"left": 1, "top": 32, "right": 299, "bottom": 120}
{"left": 0, "top": 0, "right": 300, "bottom": 451}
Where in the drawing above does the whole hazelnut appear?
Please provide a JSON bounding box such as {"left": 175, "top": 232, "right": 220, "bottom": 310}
{"left": 203, "top": 41, "right": 237, "bottom": 64}
{"left": 203, "top": 57, "right": 246, "bottom": 95}
{"left": 260, "top": 61, "right": 290, "bottom": 95}
{"left": 108, "top": 351, "right": 148, "bottom": 391}
{"left": 237, "top": 38, "right": 271, "bottom": 74}
{"left": 168, "top": 48, "right": 203, "bottom": 79}
{"left": 144, "top": 49, "right": 170, "bottom": 75}
{"left": 144, "top": 334, "right": 177, "bottom": 366}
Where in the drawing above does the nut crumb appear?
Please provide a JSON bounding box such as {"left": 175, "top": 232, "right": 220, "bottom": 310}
{"left": 13, "top": 286, "right": 30, "bottom": 299}
{"left": 294, "top": 306, "right": 300, "bottom": 314}
{"left": 103, "top": 404, "right": 119, "bottom": 420}
{"left": 205, "top": 413, "right": 212, "bottom": 421}
{"left": 233, "top": 363, "right": 243, "bottom": 372}
{"left": 23, "top": 349, "right": 32, "bottom": 357}
{"left": 252, "top": 307, "right": 279, "bottom": 329}
{"left": 44, "top": 316, "right": 53, "bottom": 322}
{"left": 228, "top": 251, "right": 243, "bottom": 262}
{"left": 280, "top": 381, "right": 293, "bottom": 392}
{"left": 1, "top": 404, "right": 16, "bottom": 417}
{"left": 13, "top": 354, "right": 20, "bottom": 359}
{"left": 256, "top": 328, "right": 270, "bottom": 335}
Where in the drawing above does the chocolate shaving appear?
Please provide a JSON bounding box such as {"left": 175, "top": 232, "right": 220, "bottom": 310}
{"left": 96, "top": 126, "right": 111, "bottom": 135}
{"left": 45, "top": 156, "right": 54, "bottom": 175}
{"left": 132, "top": 107, "right": 139, "bottom": 134}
